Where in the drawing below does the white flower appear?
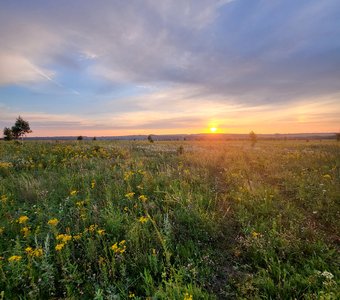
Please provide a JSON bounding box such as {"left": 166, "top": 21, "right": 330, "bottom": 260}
{"left": 321, "top": 271, "right": 334, "bottom": 280}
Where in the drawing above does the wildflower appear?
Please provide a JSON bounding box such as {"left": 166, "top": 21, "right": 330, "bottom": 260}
{"left": 48, "top": 218, "right": 59, "bottom": 226}
{"left": 56, "top": 234, "right": 72, "bottom": 243}
{"left": 139, "top": 216, "right": 149, "bottom": 224}
{"left": 184, "top": 292, "right": 193, "bottom": 300}
{"left": 91, "top": 180, "right": 96, "bottom": 189}
{"left": 55, "top": 243, "right": 65, "bottom": 251}
{"left": 8, "top": 255, "right": 22, "bottom": 262}
{"left": 76, "top": 200, "right": 85, "bottom": 207}
{"left": 21, "top": 227, "right": 30, "bottom": 237}
{"left": 321, "top": 271, "right": 334, "bottom": 280}
{"left": 251, "top": 231, "right": 260, "bottom": 238}
{"left": 111, "top": 243, "right": 118, "bottom": 252}
{"left": 129, "top": 292, "right": 136, "bottom": 298}
{"left": 124, "top": 171, "right": 134, "bottom": 181}
{"left": 25, "top": 247, "right": 43, "bottom": 257}
{"left": 17, "top": 215, "right": 29, "bottom": 224}
{"left": 111, "top": 240, "right": 126, "bottom": 254}
{"left": 0, "top": 227, "right": 4, "bottom": 235}
{"left": 322, "top": 174, "right": 331, "bottom": 179}
{"left": 32, "top": 248, "right": 43, "bottom": 257}
{"left": 0, "top": 194, "right": 7, "bottom": 203}
{"left": 124, "top": 206, "right": 129, "bottom": 212}
{"left": 87, "top": 224, "right": 98, "bottom": 233}
{"left": 0, "top": 162, "right": 13, "bottom": 169}
{"left": 138, "top": 195, "right": 148, "bottom": 202}
{"left": 70, "top": 190, "right": 78, "bottom": 196}
{"left": 73, "top": 234, "right": 82, "bottom": 240}
{"left": 25, "top": 247, "right": 33, "bottom": 254}
{"left": 125, "top": 192, "right": 135, "bottom": 200}
{"left": 97, "top": 229, "right": 105, "bottom": 236}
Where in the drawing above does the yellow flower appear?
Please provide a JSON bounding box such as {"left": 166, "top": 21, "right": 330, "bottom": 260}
{"left": 8, "top": 255, "right": 22, "bottom": 262}
{"left": 111, "top": 243, "right": 118, "bottom": 252}
{"left": 0, "top": 227, "right": 4, "bottom": 235}
{"left": 26, "top": 247, "right": 43, "bottom": 257}
{"left": 138, "top": 195, "right": 148, "bottom": 202}
{"left": 70, "top": 190, "right": 78, "bottom": 196}
{"left": 252, "top": 231, "right": 261, "bottom": 238}
{"left": 97, "top": 229, "right": 105, "bottom": 236}
{"left": 76, "top": 200, "right": 85, "bottom": 207}
{"left": 129, "top": 292, "right": 136, "bottom": 298}
{"left": 111, "top": 240, "right": 126, "bottom": 254}
{"left": 33, "top": 248, "right": 43, "bottom": 257}
{"left": 21, "top": 226, "right": 30, "bottom": 237}
{"left": 56, "top": 234, "right": 72, "bottom": 243}
{"left": 0, "top": 162, "right": 13, "bottom": 169}
{"left": 25, "top": 247, "right": 33, "bottom": 254}
{"left": 139, "top": 216, "right": 149, "bottom": 224}
{"left": 17, "top": 215, "right": 29, "bottom": 224}
{"left": 125, "top": 192, "right": 135, "bottom": 200}
{"left": 323, "top": 174, "right": 332, "bottom": 179}
{"left": 0, "top": 194, "right": 7, "bottom": 203}
{"left": 55, "top": 243, "right": 65, "bottom": 251}
{"left": 47, "top": 218, "right": 59, "bottom": 226}
{"left": 124, "top": 171, "right": 134, "bottom": 181}
{"left": 91, "top": 180, "right": 96, "bottom": 189}
{"left": 73, "top": 234, "right": 82, "bottom": 240}
{"left": 87, "top": 224, "right": 98, "bottom": 233}
{"left": 184, "top": 293, "right": 193, "bottom": 300}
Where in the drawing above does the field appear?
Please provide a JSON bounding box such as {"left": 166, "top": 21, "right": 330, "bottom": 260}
{"left": 0, "top": 140, "right": 339, "bottom": 299}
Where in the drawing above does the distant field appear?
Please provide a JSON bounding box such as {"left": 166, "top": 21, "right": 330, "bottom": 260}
{"left": 0, "top": 140, "right": 339, "bottom": 299}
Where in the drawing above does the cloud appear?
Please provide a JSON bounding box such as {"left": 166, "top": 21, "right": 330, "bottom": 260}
{"left": 0, "top": 0, "right": 340, "bottom": 134}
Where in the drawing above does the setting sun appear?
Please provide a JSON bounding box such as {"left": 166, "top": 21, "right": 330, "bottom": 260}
{"left": 210, "top": 127, "right": 217, "bottom": 133}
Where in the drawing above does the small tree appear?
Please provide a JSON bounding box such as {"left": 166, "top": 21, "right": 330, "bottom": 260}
{"left": 147, "top": 134, "right": 154, "bottom": 143}
{"left": 336, "top": 133, "right": 340, "bottom": 142}
{"left": 249, "top": 131, "right": 257, "bottom": 147}
{"left": 77, "top": 136, "right": 83, "bottom": 141}
{"left": 11, "top": 116, "right": 32, "bottom": 140}
{"left": 3, "top": 127, "right": 13, "bottom": 141}
{"left": 3, "top": 116, "right": 31, "bottom": 141}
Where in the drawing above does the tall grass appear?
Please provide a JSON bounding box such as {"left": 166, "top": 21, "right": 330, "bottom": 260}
{"left": 0, "top": 140, "right": 339, "bottom": 299}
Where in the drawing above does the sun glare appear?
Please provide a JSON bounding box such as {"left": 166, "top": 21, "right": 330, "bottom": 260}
{"left": 210, "top": 127, "right": 217, "bottom": 133}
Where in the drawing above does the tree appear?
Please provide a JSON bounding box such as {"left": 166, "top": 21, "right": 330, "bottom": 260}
{"left": 249, "top": 131, "right": 257, "bottom": 146}
{"left": 336, "top": 133, "right": 340, "bottom": 142}
{"left": 77, "top": 136, "right": 83, "bottom": 141}
{"left": 147, "top": 134, "right": 154, "bottom": 143}
{"left": 11, "top": 116, "right": 32, "bottom": 140}
{"left": 3, "top": 127, "right": 13, "bottom": 141}
{"left": 3, "top": 116, "right": 32, "bottom": 141}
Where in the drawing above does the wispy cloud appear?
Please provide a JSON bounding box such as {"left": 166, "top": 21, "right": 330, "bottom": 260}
{"left": 0, "top": 0, "right": 339, "bottom": 135}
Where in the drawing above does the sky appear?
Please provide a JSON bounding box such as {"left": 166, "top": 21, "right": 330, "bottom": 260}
{"left": 0, "top": 0, "right": 340, "bottom": 136}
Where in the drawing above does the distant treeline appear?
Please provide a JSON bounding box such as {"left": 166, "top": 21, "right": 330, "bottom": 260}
{"left": 5, "top": 133, "right": 337, "bottom": 141}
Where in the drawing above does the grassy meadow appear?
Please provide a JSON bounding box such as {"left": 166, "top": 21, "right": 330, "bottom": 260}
{"left": 0, "top": 139, "right": 339, "bottom": 299}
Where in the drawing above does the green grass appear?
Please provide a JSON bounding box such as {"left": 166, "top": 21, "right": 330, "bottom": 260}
{"left": 0, "top": 140, "right": 339, "bottom": 299}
